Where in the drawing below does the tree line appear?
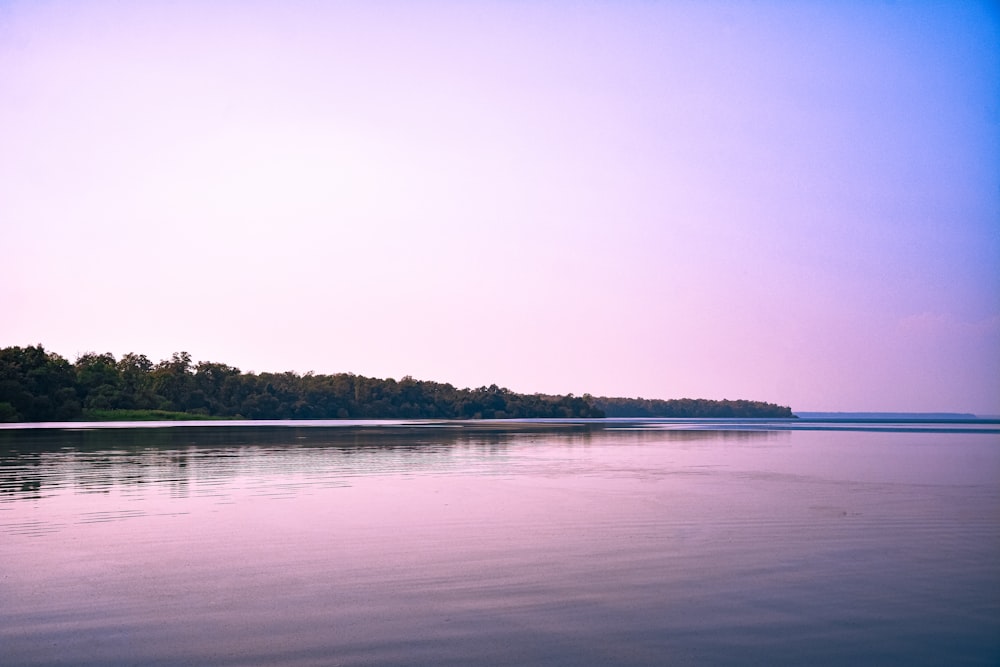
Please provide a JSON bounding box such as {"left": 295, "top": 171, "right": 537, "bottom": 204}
{"left": 592, "top": 396, "right": 794, "bottom": 419}
{"left": 0, "top": 345, "right": 601, "bottom": 421}
{"left": 0, "top": 345, "right": 794, "bottom": 422}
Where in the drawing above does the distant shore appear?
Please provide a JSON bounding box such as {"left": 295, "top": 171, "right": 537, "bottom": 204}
{"left": 3, "top": 344, "right": 793, "bottom": 422}
{"left": 796, "top": 412, "right": 980, "bottom": 420}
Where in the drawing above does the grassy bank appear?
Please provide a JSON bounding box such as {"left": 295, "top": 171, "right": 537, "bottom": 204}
{"left": 80, "top": 409, "right": 230, "bottom": 421}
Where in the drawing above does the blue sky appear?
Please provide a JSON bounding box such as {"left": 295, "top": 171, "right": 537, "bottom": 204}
{"left": 1, "top": 0, "right": 998, "bottom": 413}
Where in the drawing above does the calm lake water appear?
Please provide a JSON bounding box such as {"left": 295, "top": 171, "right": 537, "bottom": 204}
{"left": 1, "top": 419, "right": 998, "bottom": 666}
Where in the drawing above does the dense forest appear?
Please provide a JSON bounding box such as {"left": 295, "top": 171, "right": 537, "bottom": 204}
{"left": 593, "top": 396, "right": 794, "bottom": 419}
{"left": 0, "top": 345, "right": 602, "bottom": 421}
{"left": 0, "top": 345, "right": 793, "bottom": 422}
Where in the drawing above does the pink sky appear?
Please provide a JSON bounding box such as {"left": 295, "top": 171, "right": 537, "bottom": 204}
{"left": 2, "top": 0, "right": 998, "bottom": 413}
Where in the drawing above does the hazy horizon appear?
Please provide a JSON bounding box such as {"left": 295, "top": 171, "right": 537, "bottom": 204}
{"left": 4, "top": 343, "right": 993, "bottom": 417}
{"left": 2, "top": 1, "right": 998, "bottom": 414}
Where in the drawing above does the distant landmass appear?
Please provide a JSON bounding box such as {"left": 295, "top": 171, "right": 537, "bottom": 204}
{"left": 795, "top": 412, "right": 979, "bottom": 420}
{"left": 593, "top": 396, "right": 794, "bottom": 419}
{"left": 0, "top": 345, "right": 793, "bottom": 422}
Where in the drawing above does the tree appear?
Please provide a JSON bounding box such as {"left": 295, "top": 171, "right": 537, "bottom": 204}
{"left": 194, "top": 361, "right": 242, "bottom": 415}
{"left": 75, "top": 352, "right": 122, "bottom": 409}
{"left": 150, "top": 352, "right": 194, "bottom": 411}
{"left": 117, "top": 353, "right": 156, "bottom": 409}
{"left": 0, "top": 345, "right": 81, "bottom": 421}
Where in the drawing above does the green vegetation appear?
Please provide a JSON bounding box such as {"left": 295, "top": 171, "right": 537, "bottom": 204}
{"left": 81, "top": 409, "right": 224, "bottom": 421}
{"left": 592, "top": 396, "right": 794, "bottom": 419}
{"left": 0, "top": 345, "right": 795, "bottom": 422}
{"left": 0, "top": 345, "right": 601, "bottom": 422}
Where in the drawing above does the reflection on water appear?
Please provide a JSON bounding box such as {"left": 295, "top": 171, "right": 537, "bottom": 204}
{"left": 1, "top": 421, "right": 998, "bottom": 666}
{"left": 0, "top": 423, "right": 778, "bottom": 503}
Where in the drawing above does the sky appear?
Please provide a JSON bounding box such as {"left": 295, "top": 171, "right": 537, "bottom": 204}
{"left": 1, "top": 0, "right": 998, "bottom": 414}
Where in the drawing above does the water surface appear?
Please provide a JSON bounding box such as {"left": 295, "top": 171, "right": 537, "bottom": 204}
{"left": 1, "top": 420, "right": 997, "bottom": 665}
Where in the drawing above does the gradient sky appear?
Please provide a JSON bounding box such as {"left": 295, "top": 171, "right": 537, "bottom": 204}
{"left": 2, "top": 0, "right": 998, "bottom": 413}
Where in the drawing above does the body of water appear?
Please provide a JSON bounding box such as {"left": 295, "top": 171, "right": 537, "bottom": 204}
{"left": 1, "top": 419, "right": 998, "bottom": 666}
